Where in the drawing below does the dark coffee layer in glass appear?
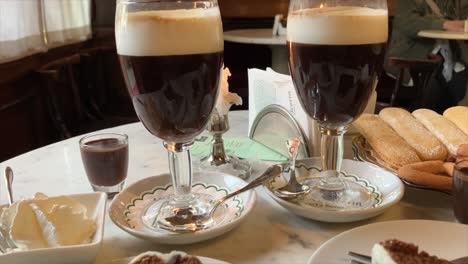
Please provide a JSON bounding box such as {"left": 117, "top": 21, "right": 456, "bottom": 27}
{"left": 80, "top": 138, "right": 128, "bottom": 186}
{"left": 288, "top": 42, "right": 385, "bottom": 129}
{"left": 119, "top": 51, "right": 223, "bottom": 143}
{"left": 454, "top": 166, "right": 468, "bottom": 224}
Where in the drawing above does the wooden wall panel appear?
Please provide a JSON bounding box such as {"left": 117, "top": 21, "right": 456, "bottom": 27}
{"left": 220, "top": 0, "right": 396, "bottom": 18}
{"left": 220, "top": 0, "right": 289, "bottom": 18}
{"left": 389, "top": 0, "right": 396, "bottom": 16}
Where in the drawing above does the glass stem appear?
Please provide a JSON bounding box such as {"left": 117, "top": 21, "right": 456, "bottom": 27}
{"left": 210, "top": 131, "right": 229, "bottom": 166}
{"left": 319, "top": 127, "right": 345, "bottom": 191}
{"left": 164, "top": 142, "right": 193, "bottom": 201}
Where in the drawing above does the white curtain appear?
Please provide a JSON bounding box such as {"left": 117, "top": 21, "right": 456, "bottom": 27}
{"left": 44, "top": 0, "right": 92, "bottom": 48}
{"left": 0, "top": 0, "right": 46, "bottom": 63}
{"left": 0, "top": 0, "right": 91, "bottom": 63}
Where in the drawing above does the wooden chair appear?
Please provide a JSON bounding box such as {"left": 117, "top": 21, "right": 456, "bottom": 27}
{"left": 36, "top": 54, "right": 82, "bottom": 139}
{"left": 36, "top": 48, "right": 137, "bottom": 140}
{"left": 385, "top": 54, "right": 442, "bottom": 110}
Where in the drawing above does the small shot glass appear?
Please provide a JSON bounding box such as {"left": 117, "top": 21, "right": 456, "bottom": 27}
{"left": 79, "top": 133, "right": 129, "bottom": 195}
{"left": 453, "top": 160, "right": 468, "bottom": 224}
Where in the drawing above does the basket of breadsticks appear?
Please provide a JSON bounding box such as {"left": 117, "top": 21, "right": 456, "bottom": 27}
{"left": 352, "top": 106, "right": 468, "bottom": 193}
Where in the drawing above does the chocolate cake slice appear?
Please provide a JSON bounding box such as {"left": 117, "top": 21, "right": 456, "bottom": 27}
{"left": 371, "top": 239, "right": 453, "bottom": 264}
{"left": 130, "top": 251, "right": 202, "bottom": 264}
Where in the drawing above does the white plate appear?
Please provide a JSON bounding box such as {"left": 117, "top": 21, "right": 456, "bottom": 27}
{"left": 0, "top": 192, "right": 107, "bottom": 264}
{"left": 110, "top": 255, "right": 230, "bottom": 264}
{"left": 109, "top": 172, "right": 256, "bottom": 244}
{"left": 308, "top": 220, "right": 468, "bottom": 263}
{"left": 264, "top": 158, "right": 404, "bottom": 222}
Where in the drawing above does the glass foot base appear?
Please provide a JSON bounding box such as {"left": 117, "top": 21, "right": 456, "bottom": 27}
{"left": 302, "top": 178, "right": 373, "bottom": 210}
{"left": 90, "top": 181, "right": 125, "bottom": 198}
{"left": 198, "top": 156, "right": 252, "bottom": 180}
{"left": 142, "top": 193, "right": 226, "bottom": 232}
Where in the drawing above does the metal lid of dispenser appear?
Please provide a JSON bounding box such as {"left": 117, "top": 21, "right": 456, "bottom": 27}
{"left": 249, "top": 104, "right": 310, "bottom": 159}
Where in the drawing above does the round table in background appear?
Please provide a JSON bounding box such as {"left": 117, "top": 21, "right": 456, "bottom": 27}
{"left": 0, "top": 111, "right": 458, "bottom": 264}
{"left": 224, "top": 29, "right": 289, "bottom": 74}
{"left": 418, "top": 30, "right": 468, "bottom": 40}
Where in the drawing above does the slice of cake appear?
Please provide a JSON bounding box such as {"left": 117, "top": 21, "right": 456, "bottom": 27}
{"left": 130, "top": 251, "right": 202, "bottom": 264}
{"left": 371, "top": 239, "right": 453, "bottom": 264}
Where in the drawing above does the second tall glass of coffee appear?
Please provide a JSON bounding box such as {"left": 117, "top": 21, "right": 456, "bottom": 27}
{"left": 116, "top": 0, "right": 223, "bottom": 232}
{"left": 287, "top": 0, "right": 388, "bottom": 209}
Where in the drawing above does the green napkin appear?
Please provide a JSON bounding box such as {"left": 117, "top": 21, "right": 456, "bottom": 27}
{"left": 192, "top": 136, "right": 288, "bottom": 161}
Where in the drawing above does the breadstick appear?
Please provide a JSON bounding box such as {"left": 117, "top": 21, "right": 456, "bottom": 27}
{"left": 354, "top": 114, "right": 421, "bottom": 169}
{"left": 443, "top": 106, "right": 468, "bottom": 135}
{"left": 443, "top": 162, "right": 455, "bottom": 177}
{"left": 398, "top": 161, "right": 452, "bottom": 191}
{"left": 413, "top": 109, "right": 468, "bottom": 156}
{"left": 458, "top": 144, "right": 468, "bottom": 158}
{"left": 380, "top": 107, "right": 447, "bottom": 161}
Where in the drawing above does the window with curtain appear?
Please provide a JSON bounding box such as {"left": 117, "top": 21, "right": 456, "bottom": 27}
{"left": 0, "top": 0, "right": 45, "bottom": 63}
{"left": 0, "top": 0, "right": 91, "bottom": 63}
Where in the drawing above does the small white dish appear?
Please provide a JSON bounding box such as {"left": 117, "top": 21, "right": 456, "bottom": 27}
{"left": 109, "top": 255, "right": 230, "bottom": 264}
{"left": 0, "top": 192, "right": 107, "bottom": 264}
{"left": 264, "top": 158, "right": 404, "bottom": 222}
{"left": 109, "top": 171, "right": 256, "bottom": 244}
{"left": 308, "top": 220, "right": 468, "bottom": 263}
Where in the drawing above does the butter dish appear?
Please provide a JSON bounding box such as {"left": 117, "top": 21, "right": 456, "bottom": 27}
{"left": 0, "top": 192, "right": 107, "bottom": 264}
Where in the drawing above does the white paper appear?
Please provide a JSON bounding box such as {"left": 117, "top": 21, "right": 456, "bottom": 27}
{"left": 248, "top": 68, "right": 377, "bottom": 156}
{"left": 248, "top": 68, "right": 320, "bottom": 156}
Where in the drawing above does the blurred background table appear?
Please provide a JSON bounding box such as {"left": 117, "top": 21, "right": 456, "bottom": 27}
{"left": 224, "top": 29, "right": 288, "bottom": 74}
{"left": 418, "top": 30, "right": 468, "bottom": 40}
{"left": 0, "top": 110, "right": 457, "bottom": 264}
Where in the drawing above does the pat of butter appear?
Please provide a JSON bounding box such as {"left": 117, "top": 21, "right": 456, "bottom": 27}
{"left": 0, "top": 193, "right": 96, "bottom": 250}
{"left": 8, "top": 201, "right": 48, "bottom": 250}
{"left": 31, "top": 204, "right": 96, "bottom": 247}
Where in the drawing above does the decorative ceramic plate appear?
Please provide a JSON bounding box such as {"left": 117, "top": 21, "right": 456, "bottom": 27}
{"left": 352, "top": 135, "right": 451, "bottom": 194}
{"left": 264, "top": 158, "right": 404, "bottom": 223}
{"left": 308, "top": 220, "right": 468, "bottom": 263}
{"left": 109, "top": 172, "right": 256, "bottom": 244}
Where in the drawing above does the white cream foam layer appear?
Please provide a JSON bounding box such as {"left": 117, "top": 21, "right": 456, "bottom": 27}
{"left": 287, "top": 7, "right": 388, "bottom": 45}
{"left": 116, "top": 8, "right": 223, "bottom": 56}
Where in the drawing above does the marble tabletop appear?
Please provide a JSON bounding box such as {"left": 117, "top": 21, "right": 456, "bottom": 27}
{"left": 0, "top": 110, "right": 457, "bottom": 264}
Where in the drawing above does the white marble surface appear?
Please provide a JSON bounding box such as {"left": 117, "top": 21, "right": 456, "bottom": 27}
{"left": 0, "top": 111, "right": 457, "bottom": 264}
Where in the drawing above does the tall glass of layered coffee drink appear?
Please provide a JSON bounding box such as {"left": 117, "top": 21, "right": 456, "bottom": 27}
{"left": 115, "top": 0, "right": 223, "bottom": 232}
{"left": 287, "top": 0, "right": 388, "bottom": 209}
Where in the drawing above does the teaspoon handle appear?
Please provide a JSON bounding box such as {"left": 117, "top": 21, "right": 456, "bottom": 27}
{"left": 217, "top": 164, "right": 283, "bottom": 206}
{"left": 4, "top": 167, "right": 14, "bottom": 206}
{"left": 286, "top": 138, "right": 300, "bottom": 169}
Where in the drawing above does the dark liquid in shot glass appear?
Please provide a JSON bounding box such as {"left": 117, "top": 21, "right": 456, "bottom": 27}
{"left": 454, "top": 165, "right": 468, "bottom": 224}
{"left": 80, "top": 138, "right": 129, "bottom": 187}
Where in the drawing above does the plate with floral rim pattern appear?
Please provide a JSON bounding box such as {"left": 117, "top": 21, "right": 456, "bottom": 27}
{"left": 264, "top": 158, "right": 404, "bottom": 222}
{"left": 109, "top": 171, "right": 256, "bottom": 244}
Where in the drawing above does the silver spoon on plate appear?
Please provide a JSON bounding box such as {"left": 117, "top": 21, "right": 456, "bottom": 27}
{"left": 273, "top": 138, "right": 311, "bottom": 199}
{"left": 162, "top": 164, "right": 284, "bottom": 233}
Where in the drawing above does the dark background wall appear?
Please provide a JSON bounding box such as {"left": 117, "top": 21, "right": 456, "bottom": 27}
{"left": 0, "top": 0, "right": 397, "bottom": 162}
